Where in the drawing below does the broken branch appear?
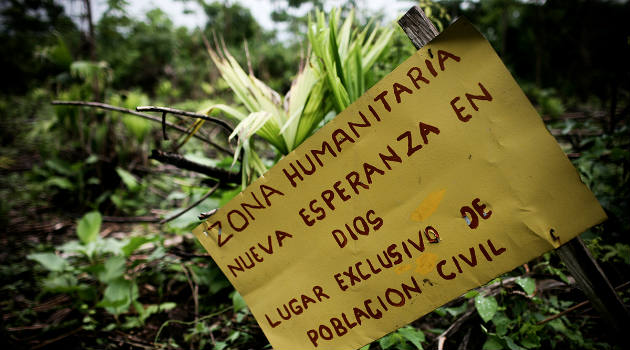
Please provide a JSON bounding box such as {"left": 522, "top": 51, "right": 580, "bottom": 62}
{"left": 51, "top": 100, "right": 233, "bottom": 156}
{"left": 160, "top": 183, "right": 220, "bottom": 225}
{"left": 437, "top": 307, "right": 476, "bottom": 350}
{"left": 136, "top": 105, "right": 234, "bottom": 134}
{"left": 149, "top": 149, "right": 240, "bottom": 184}
{"left": 102, "top": 215, "right": 160, "bottom": 223}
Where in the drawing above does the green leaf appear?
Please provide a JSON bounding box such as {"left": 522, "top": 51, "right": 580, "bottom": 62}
{"left": 102, "top": 323, "right": 117, "bottom": 332}
{"left": 85, "top": 155, "right": 99, "bottom": 164}
{"left": 492, "top": 312, "right": 510, "bottom": 336}
{"left": 45, "top": 158, "right": 74, "bottom": 176}
{"left": 226, "top": 330, "right": 241, "bottom": 342}
{"left": 98, "top": 255, "right": 126, "bottom": 283}
{"left": 97, "top": 237, "right": 127, "bottom": 256}
{"left": 59, "top": 240, "right": 86, "bottom": 254}
{"left": 159, "top": 302, "right": 176, "bottom": 311}
{"left": 503, "top": 336, "right": 526, "bottom": 350}
{"left": 27, "top": 252, "right": 67, "bottom": 272}
{"left": 87, "top": 177, "right": 100, "bottom": 185}
{"left": 231, "top": 291, "right": 248, "bottom": 313}
{"left": 116, "top": 168, "right": 140, "bottom": 191}
{"left": 77, "top": 211, "right": 102, "bottom": 244}
{"left": 443, "top": 302, "right": 468, "bottom": 317}
{"left": 121, "top": 315, "right": 143, "bottom": 329}
{"left": 49, "top": 34, "right": 73, "bottom": 67}
{"left": 136, "top": 302, "right": 177, "bottom": 324}
{"left": 42, "top": 272, "right": 78, "bottom": 292}
{"left": 464, "top": 290, "right": 480, "bottom": 299}
{"left": 100, "top": 278, "right": 138, "bottom": 315}
{"left": 515, "top": 277, "right": 536, "bottom": 295}
{"left": 475, "top": 294, "right": 498, "bottom": 322}
{"left": 328, "top": 11, "right": 347, "bottom": 89}
{"left": 483, "top": 335, "right": 504, "bottom": 350}
{"left": 46, "top": 177, "right": 75, "bottom": 190}
{"left": 122, "top": 236, "right": 156, "bottom": 256}
{"left": 213, "top": 341, "right": 228, "bottom": 350}
{"left": 379, "top": 334, "right": 398, "bottom": 350}
{"left": 397, "top": 326, "right": 425, "bottom": 350}
{"left": 520, "top": 333, "right": 541, "bottom": 349}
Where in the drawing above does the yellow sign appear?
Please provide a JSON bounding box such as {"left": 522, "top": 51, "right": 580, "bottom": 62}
{"left": 193, "top": 18, "right": 606, "bottom": 350}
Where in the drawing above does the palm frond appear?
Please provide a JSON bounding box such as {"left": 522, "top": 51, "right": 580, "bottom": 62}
{"left": 201, "top": 8, "right": 395, "bottom": 187}
{"left": 308, "top": 8, "right": 395, "bottom": 112}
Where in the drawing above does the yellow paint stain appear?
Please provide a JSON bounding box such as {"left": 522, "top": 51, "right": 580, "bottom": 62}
{"left": 410, "top": 189, "right": 446, "bottom": 222}
{"left": 394, "top": 264, "right": 412, "bottom": 275}
{"left": 415, "top": 253, "right": 438, "bottom": 274}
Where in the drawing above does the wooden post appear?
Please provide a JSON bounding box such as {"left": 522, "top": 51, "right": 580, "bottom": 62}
{"left": 398, "top": 6, "right": 439, "bottom": 50}
{"left": 556, "top": 237, "right": 630, "bottom": 336}
{"left": 398, "top": 5, "right": 629, "bottom": 344}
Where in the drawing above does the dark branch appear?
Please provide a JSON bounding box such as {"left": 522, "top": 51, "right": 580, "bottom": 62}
{"left": 436, "top": 307, "right": 476, "bottom": 350}
{"left": 167, "top": 248, "right": 212, "bottom": 260}
{"left": 102, "top": 216, "right": 160, "bottom": 223}
{"left": 51, "top": 100, "right": 233, "bottom": 156}
{"left": 149, "top": 149, "right": 240, "bottom": 183}
{"left": 161, "top": 111, "right": 168, "bottom": 140}
{"left": 160, "top": 183, "right": 220, "bottom": 224}
{"left": 536, "top": 280, "right": 630, "bottom": 325}
{"left": 136, "top": 105, "right": 234, "bottom": 134}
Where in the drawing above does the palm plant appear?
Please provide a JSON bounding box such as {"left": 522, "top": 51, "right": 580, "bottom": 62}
{"left": 194, "top": 8, "right": 395, "bottom": 188}
{"left": 200, "top": 40, "right": 325, "bottom": 187}
{"left": 308, "top": 8, "right": 394, "bottom": 113}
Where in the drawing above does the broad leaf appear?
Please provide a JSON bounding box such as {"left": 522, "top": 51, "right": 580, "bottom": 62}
{"left": 100, "top": 278, "right": 138, "bottom": 315}
{"left": 116, "top": 168, "right": 140, "bottom": 191}
{"left": 475, "top": 294, "right": 498, "bottom": 322}
{"left": 397, "top": 326, "right": 425, "bottom": 350}
{"left": 27, "top": 252, "right": 67, "bottom": 272}
{"left": 378, "top": 334, "right": 398, "bottom": 350}
{"left": 482, "top": 335, "right": 504, "bottom": 350}
{"left": 515, "top": 277, "right": 536, "bottom": 295}
{"left": 46, "top": 177, "right": 75, "bottom": 190}
{"left": 98, "top": 255, "right": 126, "bottom": 283}
{"left": 231, "top": 291, "right": 248, "bottom": 312}
{"left": 77, "top": 211, "right": 102, "bottom": 244}
{"left": 122, "top": 236, "right": 156, "bottom": 256}
{"left": 45, "top": 158, "right": 73, "bottom": 176}
{"left": 464, "top": 290, "right": 480, "bottom": 299}
{"left": 42, "top": 272, "right": 78, "bottom": 292}
{"left": 504, "top": 336, "right": 527, "bottom": 350}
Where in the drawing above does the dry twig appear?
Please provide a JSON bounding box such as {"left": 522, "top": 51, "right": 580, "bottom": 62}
{"left": 433, "top": 276, "right": 572, "bottom": 349}
{"left": 51, "top": 100, "right": 232, "bottom": 155}
{"left": 160, "top": 183, "right": 220, "bottom": 225}
{"left": 181, "top": 263, "right": 199, "bottom": 321}
{"left": 149, "top": 150, "right": 240, "bottom": 184}
{"left": 136, "top": 105, "right": 234, "bottom": 134}
{"left": 536, "top": 280, "right": 630, "bottom": 325}
{"left": 30, "top": 327, "right": 82, "bottom": 350}
{"left": 102, "top": 215, "right": 160, "bottom": 223}
{"left": 436, "top": 306, "right": 476, "bottom": 350}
